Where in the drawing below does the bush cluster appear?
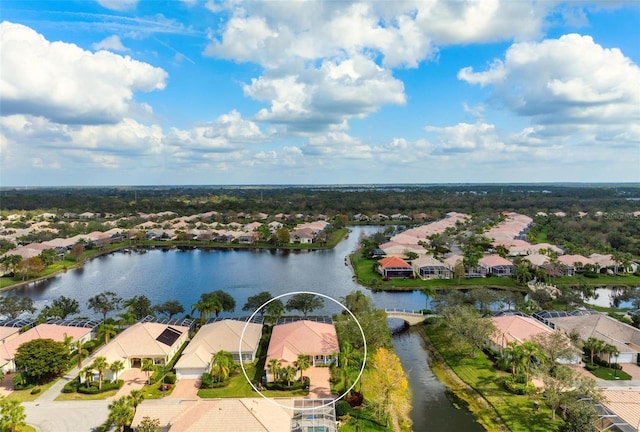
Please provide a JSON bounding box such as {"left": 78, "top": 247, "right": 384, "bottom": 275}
{"left": 62, "top": 379, "right": 123, "bottom": 394}
{"left": 503, "top": 377, "right": 535, "bottom": 395}
{"left": 264, "top": 380, "right": 307, "bottom": 391}
{"left": 335, "top": 400, "right": 352, "bottom": 416}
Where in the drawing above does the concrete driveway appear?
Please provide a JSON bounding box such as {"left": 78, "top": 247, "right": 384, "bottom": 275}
{"left": 167, "top": 379, "right": 199, "bottom": 399}
{"left": 24, "top": 400, "right": 109, "bottom": 432}
{"left": 112, "top": 368, "right": 148, "bottom": 400}
{"left": 305, "top": 367, "right": 332, "bottom": 399}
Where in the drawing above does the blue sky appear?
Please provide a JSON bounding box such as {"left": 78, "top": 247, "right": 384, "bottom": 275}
{"left": 1, "top": 1, "right": 639, "bottom": 186}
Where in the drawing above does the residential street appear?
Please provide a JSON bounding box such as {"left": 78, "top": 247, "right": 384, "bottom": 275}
{"left": 23, "top": 400, "right": 109, "bottom": 432}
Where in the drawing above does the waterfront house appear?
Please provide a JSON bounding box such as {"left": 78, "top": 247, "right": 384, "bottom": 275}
{"left": 174, "top": 319, "right": 263, "bottom": 380}
{"left": 479, "top": 255, "right": 515, "bottom": 277}
{"left": 377, "top": 256, "right": 414, "bottom": 278}
{"left": 412, "top": 255, "right": 452, "bottom": 279}
{"left": 265, "top": 320, "right": 339, "bottom": 381}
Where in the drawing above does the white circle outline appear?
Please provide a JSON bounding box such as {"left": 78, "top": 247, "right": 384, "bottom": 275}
{"left": 239, "top": 290, "right": 367, "bottom": 411}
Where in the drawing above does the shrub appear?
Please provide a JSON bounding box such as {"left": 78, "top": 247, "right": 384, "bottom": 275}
{"left": 30, "top": 387, "right": 41, "bottom": 395}
{"left": 336, "top": 400, "right": 351, "bottom": 416}
{"left": 346, "top": 391, "right": 364, "bottom": 407}
{"left": 503, "top": 377, "right": 535, "bottom": 395}
{"left": 585, "top": 363, "right": 598, "bottom": 371}
{"left": 200, "top": 373, "right": 214, "bottom": 389}
{"left": 164, "top": 372, "right": 176, "bottom": 384}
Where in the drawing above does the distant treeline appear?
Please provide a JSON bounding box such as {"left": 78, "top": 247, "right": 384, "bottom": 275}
{"left": 1, "top": 184, "right": 639, "bottom": 217}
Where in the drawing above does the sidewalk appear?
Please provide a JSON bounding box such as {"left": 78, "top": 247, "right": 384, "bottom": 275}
{"left": 37, "top": 366, "right": 79, "bottom": 402}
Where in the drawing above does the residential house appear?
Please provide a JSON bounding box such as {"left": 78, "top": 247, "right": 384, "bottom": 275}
{"left": 556, "top": 254, "right": 593, "bottom": 276}
{"left": 266, "top": 320, "right": 339, "bottom": 381}
{"left": 0, "top": 324, "right": 93, "bottom": 374}
{"left": 412, "top": 256, "right": 452, "bottom": 279}
{"left": 377, "top": 256, "right": 414, "bottom": 278}
{"left": 131, "top": 398, "right": 294, "bottom": 431}
{"left": 89, "top": 321, "right": 190, "bottom": 381}
{"left": 479, "top": 255, "right": 515, "bottom": 277}
{"left": 544, "top": 313, "right": 640, "bottom": 364}
{"left": 490, "top": 314, "right": 580, "bottom": 363}
{"left": 174, "top": 319, "right": 263, "bottom": 380}
{"left": 444, "top": 254, "right": 486, "bottom": 278}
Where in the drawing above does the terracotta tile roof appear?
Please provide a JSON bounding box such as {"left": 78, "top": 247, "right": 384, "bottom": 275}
{"left": 378, "top": 256, "right": 411, "bottom": 269}
{"left": 412, "top": 255, "right": 448, "bottom": 269}
{"left": 479, "top": 254, "right": 514, "bottom": 268}
{"left": 266, "top": 320, "right": 339, "bottom": 366}
{"left": 0, "top": 326, "right": 20, "bottom": 342}
{"left": 491, "top": 315, "right": 554, "bottom": 348}
{"left": 547, "top": 314, "right": 640, "bottom": 354}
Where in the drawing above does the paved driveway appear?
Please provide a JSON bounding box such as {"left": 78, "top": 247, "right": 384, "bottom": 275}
{"left": 0, "top": 373, "right": 13, "bottom": 398}
{"left": 167, "top": 379, "right": 200, "bottom": 399}
{"left": 305, "top": 367, "right": 332, "bottom": 399}
{"left": 112, "top": 368, "right": 148, "bottom": 400}
{"left": 24, "top": 400, "right": 109, "bottom": 432}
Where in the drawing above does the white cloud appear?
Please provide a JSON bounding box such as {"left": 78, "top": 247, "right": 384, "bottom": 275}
{"left": 97, "top": 0, "right": 139, "bottom": 11}
{"left": 0, "top": 22, "right": 167, "bottom": 125}
{"left": 243, "top": 56, "right": 405, "bottom": 131}
{"left": 92, "top": 35, "right": 129, "bottom": 52}
{"left": 458, "top": 34, "right": 640, "bottom": 129}
{"left": 303, "top": 132, "right": 372, "bottom": 159}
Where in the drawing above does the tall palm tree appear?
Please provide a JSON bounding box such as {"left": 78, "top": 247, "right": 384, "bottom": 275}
{"left": 98, "top": 323, "right": 117, "bottom": 344}
{"left": 294, "top": 354, "right": 311, "bottom": 381}
{"left": 504, "top": 341, "right": 526, "bottom": 378}
{"left": 281, "top": 366, "right": 296, "bottom": 387}
{"left": 81, "top": 366, "right": 94, "bottom": 388}
{"left": 141, "top": 359, "right": 155, "bottom": 385}
{"left": 108, "top": 397, "right": 134, "bottom": 432}
{"left": 74, "top": 339, "right": 90, "bottom": 369}
{"left": 603, "top": 344, "right": 620, "bottom": 367}
{"left": 91, "top": 356, "right": 109, "bottom": 390}
{"left": 583, "top": 337, "right": 606, "bottom": 366}
{"left": 521, "top": 341, "right": 546, "bottom": 384}
{"left": 267, "top": 358, "right": 281, "bottom": 383}
{"left": 211, "top": 350, "right": 233, "bottom": 383}
{"left": 191, "top": 297, "right": 222, "bottom": 324}
{"left": 110, "top": 360, "right": 125, "bottom": 382}
{"left": 339, "top": 342, "right": 361, "bottom": 392}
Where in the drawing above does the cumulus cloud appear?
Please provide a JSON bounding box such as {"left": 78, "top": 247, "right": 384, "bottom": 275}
{"left": 458, "top": 34, "right": 640, "bottom": 128}
{"left": 243, "top": 56, "right": 405, "bottom": 131}
{"left": 92, "top": 35, "right": 129, "bottom": 52}
{"left": 1, "top": 22, "right": 167, "bottom": 125}
{"left": 303, "top": 132, "right": 372, "bottom": 159}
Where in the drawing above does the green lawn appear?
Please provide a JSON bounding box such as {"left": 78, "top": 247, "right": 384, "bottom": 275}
{"left": 197, "top": 365, "right": 308, "bottom": 398}
{"left": 55, "top": 389, "right": 119, "bottom": 401}
{"left": 588, "top": 366, "right": 632, "bottom": 381}
{"left": 339, "top": 408, "right": 391, "bottom": 432}
{"left": 6, "top": 380, "right": 58, "bottom": 403}
{"left": 424, "top": 323, "right": 562, "bottom": 432}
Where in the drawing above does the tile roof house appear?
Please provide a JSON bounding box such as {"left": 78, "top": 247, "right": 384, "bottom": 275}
{"left": 479, "top": 255, "right": 515, "bottom": 277}
{"left": 556, "top": 254, "right": 594, "bottom": 276}
{"left": 266, "top": 320, "right": 339, "bottom": 381}
{"left": 545, "top": 314, "right": 640, "bottom": 364}
{"left": 412, "top": 256, "right": 452, "bottom": 279}
{"left": 598, "top": 389, "right": 640, "bottom": 432}
{"left": 89, "top": 322, "right": 190, "bottom": 381}
{"left": 131, "top": 398, "right": 294, "bottom": 431}
{"left": 377, "top": 256, "right": 414, "bottom": 278}
{"left": 174, "top": 320, "right": 262, "bottom": 380}
{"left": 490, "top": 315, "right": 580, "bottom": 363}
{"left": 0, "top": 324, "right": 93, "bottom": 373}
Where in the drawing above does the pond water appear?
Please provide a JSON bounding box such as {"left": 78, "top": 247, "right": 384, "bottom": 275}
{"left": 2, "top": 226, "right": 482, "bottom": 430}
{"left": 584, "top": 287, "right": 635, "bottom": 309}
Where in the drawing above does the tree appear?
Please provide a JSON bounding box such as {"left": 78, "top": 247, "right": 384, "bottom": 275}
{"left": 153, "top": 300, "right": 185, "bottom": 319}
{"left": 82, "top": 366, "right": 94, "bottom": 388}
{"left": 14, "top": 338, "right": 69, "bottom": 384}
{"left": 583, "top": 337, "right": 606, "bottom": 366}
{"left": 128, "top": 389, "right": 145, "bottom": 408}
{"left": 0, "top": 296, "right": 35, "bottom": 319}
{"left": 39, "top": 248, "right": 58, "bottom": 266}
{"left": 0, "top": 398, "right": 27, "bottom": 432}
{"left": 469, "top": 287, "right": 499, "bottom": 316}
{"left": 342, "top": 290, "right": 373, "bottom": 315}
{"left": 542, "top": 364, "right": 576, "bottom": 420}
{"left": 559, "top": 400, "right": 598, "bottom": 432}
{"left": 367, "top": 347, "right": 412, "bottom": 430}
{"left": 267, "top": 358, "right": 281, "bottom": 383}
{"left": 520, "top": 340, "right": 547, "bottom": 384}
{"left": 141, "top": 359, "right": 155, "bottom": 384}
{"left": 74, "top": 339, "right": 91, "bottom": 369}
{"left": 123, "top": 295, "right": 154, "bottom": 320}
{"left": 533, "top": 332, "right": 579, "bottom": 375}
{"left": 97, "top": 323, "right": 117, "bottom": 344}
{"left": 88, "top": 291, "right": 122, "bottom": 323}
{"left": 204, "top": 290, "right": 236, "bottom": 317}
{"left": 211, "top": 350, "right": 233, "bottom": 383}
{"left": 135, "top": 416, "right": 161, "bottom": 432}
{"left": 243, "top": 291, "right": 274, "bottom": 317}
{"left": 256, "top": 224, "right": 271, "bottom": 242}
{"left": 338, "top": 342, "right": 361, "bottom": 392}
{"left": 294, "top": 354, "right": 311, "bottom": 381}
{"left": 15, "top": 256, "right": 45, "bottom": 280}
{"left": 69, "top": 243, "right": 84, "bottom": 262}
{"left": 191, "top": 297, "right": 221, "bottom": 324}
{"left": 91, "top": 356, "right": 109, "bottom": 390}
{"left": 265, "top": 299, "right": 285, "bottom": 322}
{"left": 514, "top": 262, "right": 533, "bottom": 284}
{"left": 0, "top": 255, "right": 22, "bottom": 275}
{"left": 110, "top": 360, "right": 125, "bottom": 382}
{"left": 280, "top": 365, "right": 296, "bottom": 387}
{"left": 274, "top": 227, "right": 290, "bottom": 245}
{"left": 50, "top": 296, "right": 80, "bottom": 319}
{"left": 285, "top": 293, "right": 324, "bottom": 318}
{"left": 108, "top": 396, "right": 134, "bottom": 432}
{"left": 440, "top": 304, "right": 496, "bottom": 357}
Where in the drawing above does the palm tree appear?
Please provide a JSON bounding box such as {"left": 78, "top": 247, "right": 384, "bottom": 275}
{"left": 521, "top": 341, "right": 546, "bottom": 384}
{"left": 339, "top": 342, "right": 361, "bottom": 392}
{"left": 110, "top": 360, "right": 125, "bottom": 382}
{"left": 267, "top": 358, "right": 281, "bottom": 383}
{"left": 62, "top": 333, "right": 74, "bottom": 354}
{"left": 128, "top": 389, "right": 145, "bottom": 409}
{"left": 583, "top": 337, "right": 606, "bottom": 366}
{"left": 603, "top": 344, "right": 620, "bottom": 368}
{"left": 211, "top": 350, "right": 233, "bottom": 383}
{"left": 141, "top": 358, "right": 155, "bottom": 385}
{"left": 504, "top": 341, "right": 526, "bottom": 378}
{"left": 91, "top": 356, "right": 109, "bottom": 390}
{"left": 74, "top": 339, "right": 90, "bottom": 369}
{"left": 294, "top": 354, "right": 311, "bottom": 381}
{"left": 0, "top": 399, "right": 27, "bottom": 432}
{"left": 421, "top": 286, "right": 435, "bottom": 311}
{"left": 81, "top": 366, "right": 94, "bottom": 388}
{"left": 191, "top": 297, "right": 222, "bottom": 324}
{"left": 108, "top": 396, "right": 134, "bottom": 432}
{"left": 281, "top": 366, "right": 297, "bottom": 387}
{"left": 97, "top": 323, "right": 117, "bottom": 344}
